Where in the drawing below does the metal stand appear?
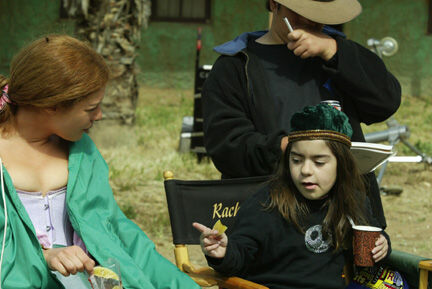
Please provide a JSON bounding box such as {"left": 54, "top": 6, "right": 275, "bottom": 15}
{"left": 364, "top": 119, "right": 432, "bottom": 193}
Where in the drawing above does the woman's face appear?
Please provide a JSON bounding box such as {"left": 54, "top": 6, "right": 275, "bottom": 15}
{"left": 289, "top": 140, "right": 337, "bottom": 200}
{"left": 51, "top": 86, "right": 105, "bottom": 141}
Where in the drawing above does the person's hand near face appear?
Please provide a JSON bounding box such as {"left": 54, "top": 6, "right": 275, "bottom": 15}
{"left": 286, "top": 29, "right": 337, "bottom": 61}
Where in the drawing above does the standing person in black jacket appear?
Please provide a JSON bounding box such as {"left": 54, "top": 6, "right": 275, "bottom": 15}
{"left": 201, "top": 0, "right": 401, "bottom": 228}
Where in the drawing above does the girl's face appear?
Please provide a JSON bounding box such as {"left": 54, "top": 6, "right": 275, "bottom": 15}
{"left": 289, "top": 140, "right": 337, "bottom": 200}
{"left": 50, "top": 86, "right": 105, "bottom": 141}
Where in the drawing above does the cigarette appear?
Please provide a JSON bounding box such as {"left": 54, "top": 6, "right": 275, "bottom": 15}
{"left": 283, "top": 17, "right": 294, "bottom": 33}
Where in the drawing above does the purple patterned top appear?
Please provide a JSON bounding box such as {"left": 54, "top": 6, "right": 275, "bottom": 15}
{"left": 17, "top": 187, "right": 87, "bottom": 253}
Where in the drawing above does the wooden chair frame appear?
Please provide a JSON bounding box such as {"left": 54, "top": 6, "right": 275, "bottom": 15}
{"left": 419, "top": 260, "right": 432, "bottom": 289}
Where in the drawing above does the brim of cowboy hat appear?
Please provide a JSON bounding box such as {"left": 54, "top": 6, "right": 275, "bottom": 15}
{"left": 274, "top": 0, "right": 362, "bottom": 25}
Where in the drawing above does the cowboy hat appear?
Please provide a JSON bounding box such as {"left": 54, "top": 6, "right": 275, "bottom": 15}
{"left": 273, "top": 0, "right": 362, "bottom": 25}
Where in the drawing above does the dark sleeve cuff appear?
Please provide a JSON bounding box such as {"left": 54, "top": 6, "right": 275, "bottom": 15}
{"left": 206, "top": 255, "right": 224, "bottom": 267}
{"left": 324, "top": 51, "right": 338, "bottom": 68}
{"left": 381, "top": 230, "right": 392, "bottom": 259}
{"left": 205, "top": 242, "right": 237, "bottom": 275}
{"left": 322, "top": 35, "right": 342, "bottom": 70}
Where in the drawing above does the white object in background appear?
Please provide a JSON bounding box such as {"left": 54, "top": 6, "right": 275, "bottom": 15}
{"left": 388, "top": 156, "right": 423, "bottom": 163}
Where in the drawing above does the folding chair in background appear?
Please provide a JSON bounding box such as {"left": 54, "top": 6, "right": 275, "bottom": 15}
{"left": 163, "top": 171, "right": 270, "bottom": 289}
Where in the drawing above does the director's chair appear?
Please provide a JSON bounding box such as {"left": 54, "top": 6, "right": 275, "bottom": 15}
{"left": 163, "top": 171, "right": 270, "bottom": 289}
{"left": 163, "top": 171, "right": 432, "bottom": 289}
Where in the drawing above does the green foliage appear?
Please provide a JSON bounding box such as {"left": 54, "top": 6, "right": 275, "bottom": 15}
{"left": 137, "top": 71, "right": 194, "bottom": 89}
{"left": 413, "top": 140, "right": 432, "bottom": 156}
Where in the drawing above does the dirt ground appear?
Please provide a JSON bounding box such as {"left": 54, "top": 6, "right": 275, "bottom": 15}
{"left": 378, "top": 163, "right": 432, "bottom": 256}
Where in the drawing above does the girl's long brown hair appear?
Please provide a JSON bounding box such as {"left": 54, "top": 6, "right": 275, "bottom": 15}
{"left": 267, "top": 140, "right": 368, "bottom": 251}
{"left": 0, "top": 34, "right": 110, "bottom": 133}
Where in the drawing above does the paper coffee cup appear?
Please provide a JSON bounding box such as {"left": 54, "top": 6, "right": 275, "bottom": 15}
{"left": 352, "top": 225, "right": 382, "bottom": 267}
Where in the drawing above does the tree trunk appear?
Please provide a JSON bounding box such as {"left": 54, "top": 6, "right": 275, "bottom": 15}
{"left": 62, "top": 0, "right": 151, "bottom": 124}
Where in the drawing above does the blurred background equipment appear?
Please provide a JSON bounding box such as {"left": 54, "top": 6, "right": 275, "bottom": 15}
{"left": 179, "top": 27, "right": 211, "bottom": 161}
{"left": 365, "top": 119, "right": 432, "bottom": 190}
{"left": 367, "top": 36, "right": 399, "bottom": 58}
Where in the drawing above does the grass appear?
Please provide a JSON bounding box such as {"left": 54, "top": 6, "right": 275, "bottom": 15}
{"left": 90, "top": 86, "right": 219, "bottom": 250}
{"left": 137, "top": 71, "right": 195, "bottom": 89}
{"left": 361, "top": 95, "right": 432, "bottom": 156}
{"left": 90, "top": 79, "right": 432, "bottom": 263}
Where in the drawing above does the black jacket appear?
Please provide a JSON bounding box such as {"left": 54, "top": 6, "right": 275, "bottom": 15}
{"left": 202, "top": 30, "right": 401, "bottom": 227}
{"left": 207, "top": 187, "right": 392, "bottom": 289}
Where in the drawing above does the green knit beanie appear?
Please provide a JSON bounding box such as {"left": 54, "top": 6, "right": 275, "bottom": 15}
{"left": 288, "top": 103, "right": 353, "bottom": 146}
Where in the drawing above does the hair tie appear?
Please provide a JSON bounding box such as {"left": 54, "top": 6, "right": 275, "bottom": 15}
{"left": 1, "top": 85, "right": 12, "bottom": 111}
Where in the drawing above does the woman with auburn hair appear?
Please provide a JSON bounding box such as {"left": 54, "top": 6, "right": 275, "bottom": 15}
{"left": 0, "top": 35, "right": 199, "bottom": 289}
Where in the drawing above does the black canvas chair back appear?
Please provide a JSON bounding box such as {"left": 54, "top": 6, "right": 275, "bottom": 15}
{"left": 163, "top": 171, "right": 271, "bottom": 289}
{"left": 164, "top": 173, "right": 270, "bottom": 245}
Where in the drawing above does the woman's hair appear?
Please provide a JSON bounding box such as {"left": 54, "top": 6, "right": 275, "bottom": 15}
{"left": 267, "top": 140, "right": 368, "bottom": 251}
{"left": 0, "top": 34, "right": 110, "bottom": 130}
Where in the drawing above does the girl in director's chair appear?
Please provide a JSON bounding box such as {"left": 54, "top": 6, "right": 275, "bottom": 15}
{"left": 194, "top": 104, "right": 390, "bottom": 289}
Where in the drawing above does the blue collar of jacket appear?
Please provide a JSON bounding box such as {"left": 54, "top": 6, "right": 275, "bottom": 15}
{"left": 213, "top": 26, "right": 346, "bottom": 56}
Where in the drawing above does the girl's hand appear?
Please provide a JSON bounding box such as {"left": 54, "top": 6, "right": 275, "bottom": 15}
{"left": 286, "top": 29, "right": 337, "bottom": 61}
{"left": 43, "top": 245, "right": 95, "bottom": 276}
{"left": 193, "top": 222, "right": 228, "bottom": 258}
{"left": 372, "top": 234, "right": 389, "bottom": 263}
